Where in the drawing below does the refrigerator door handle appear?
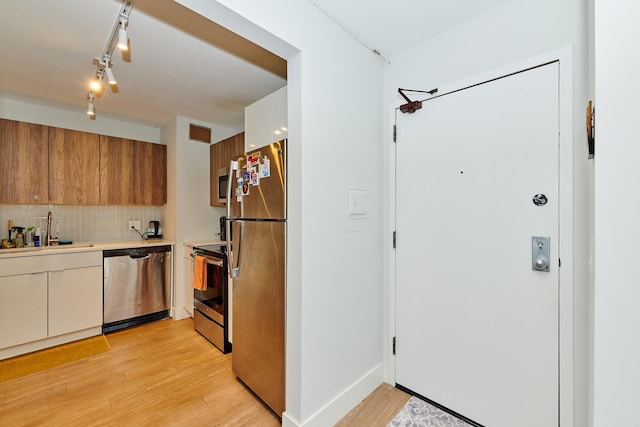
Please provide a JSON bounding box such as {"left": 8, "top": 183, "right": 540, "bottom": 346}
{"left": 226, "top": 160, "right": 239, "bottom": 277}
{"left": 227, "top": 220, "right": 243, "bottom": 278}
{"left": 226, "top": 160, "right": 238, "bottom": 219}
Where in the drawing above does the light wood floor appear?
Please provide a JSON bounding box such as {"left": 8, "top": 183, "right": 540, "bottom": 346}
{"left": 0, "top": 318, "right": 409, "bottom": 427}
{"left": 0, "top": 318, "right": 280, "bottom": 426}
{"left": 335, "top": 383, "right": 410, "bottom": 427}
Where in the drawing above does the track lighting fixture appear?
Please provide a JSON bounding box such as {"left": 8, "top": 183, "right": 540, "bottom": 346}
{"left": 87, "top": 92, "right": 95, "bottom": 116}
{"left": 84, "top": 1, "right": 132, "bottom": 119}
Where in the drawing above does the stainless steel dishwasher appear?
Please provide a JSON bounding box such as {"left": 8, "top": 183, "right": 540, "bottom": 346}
{"left": 103, "top": 245, "right": 172, "bottom": 333}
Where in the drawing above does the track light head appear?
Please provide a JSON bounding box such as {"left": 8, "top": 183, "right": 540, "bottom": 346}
{"left": 87, "top": 92, "right": 95, "bottom": 117}
{"left": 99, "top": 55, "right": 117, "bottom": 85}
{"left": 90, "top": 69, "right": 105, "bottom": 92}
{"left": 104, "top": 66, "right": 117, "bottom": 85}
{"left": 117, "top": 18, "right": 128, "bottom": 51}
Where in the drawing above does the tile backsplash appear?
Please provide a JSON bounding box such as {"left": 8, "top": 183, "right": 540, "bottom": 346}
{"left": 0, "top": 205, "right": 162, "bottom": 243}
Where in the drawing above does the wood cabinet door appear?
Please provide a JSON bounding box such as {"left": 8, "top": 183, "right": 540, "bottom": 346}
{"left": 99, "top": 135, "right": 135, "bottom": 205}
{"left": 0, "top": 119, "right": 49, "bottom": 204}
{"left": 133, "top": 141, "right": 167, "bottom": 205}
{"left": 49, "top": 127, "right": 100, "bottom": 205}
{"left": 210, "top": 132, "right": 244, "bottom": 207}
{"left": 226, "top": 131, "right": 245, "bottom": 166}
{"left": 210, "top": 142, "right": 218, "bottom": 206}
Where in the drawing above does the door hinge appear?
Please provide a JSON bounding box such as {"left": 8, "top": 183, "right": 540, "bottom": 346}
{"left": 392, "top": 336, "right": 396, "bottom": 355}
{"left": 393, "top": 124, "right": 397, "bottom": 143}
{"left": 393, "top": 231, "right": 397, "bottom": 249}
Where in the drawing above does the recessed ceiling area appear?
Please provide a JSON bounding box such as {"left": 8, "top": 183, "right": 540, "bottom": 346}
{"left": 305, "top": 0, "right": 514, "bottom": 61}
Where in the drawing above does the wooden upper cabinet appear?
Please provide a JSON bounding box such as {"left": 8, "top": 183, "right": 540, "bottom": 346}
{"left": 0, "top": 119, "right": 49, "bottom": 204}
{"left": 48, "top": 127, "right": 100, "bottom": 205}
{"left": 0, "top": 119, "right": 166, "bottom": 206}
{"left": 210, "top": 132, "right": 244, "bottom": 207}
{"left": 133, "top": 141, "right": 167, "bottom": 205}
{"left": 99, "top": 135, "right": 136, "bottom": 205}
{"left": 209, "top": 143, "right": 218, "bottom": 206}
{"left": 99, "top": 136, "right": 166, "bottom": 206}
{"left": 228, "top": 132, "right": 245, "bottom": 164}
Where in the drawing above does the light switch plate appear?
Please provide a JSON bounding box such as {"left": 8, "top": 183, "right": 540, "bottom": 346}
{"left": 348, "top": 188, "right": 368, "bottom": 218}
{"left": 341, "top": 170, "right": 371, "bottom": 233}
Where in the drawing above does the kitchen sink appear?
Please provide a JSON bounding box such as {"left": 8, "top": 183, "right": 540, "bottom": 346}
{"left": 0, "top": 243, "right": 94, "bottom": 254}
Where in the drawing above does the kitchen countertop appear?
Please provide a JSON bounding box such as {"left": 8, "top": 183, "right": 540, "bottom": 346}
{"left": 0, "top": 239, "right": 175, "bottom": 259}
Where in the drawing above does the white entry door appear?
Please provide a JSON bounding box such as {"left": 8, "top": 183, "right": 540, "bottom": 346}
{"left": 395, "top": 62, "right": 559, "bottom": 427}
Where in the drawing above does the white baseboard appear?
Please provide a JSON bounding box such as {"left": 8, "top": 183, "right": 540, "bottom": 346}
{"left": 282, "top": 362, "right": 385, "bottom": 427}
{"left": 282, "top": 412, "right": 299, "bottom": 427}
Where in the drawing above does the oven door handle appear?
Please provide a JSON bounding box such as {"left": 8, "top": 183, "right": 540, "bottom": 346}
{"left": 191, "top": 252, "right": 224, "bottom": 267}
{"left": 204, "top": 257, "right": 223, "bottom": 267}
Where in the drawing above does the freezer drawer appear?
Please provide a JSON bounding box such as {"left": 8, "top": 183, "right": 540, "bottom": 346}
{"left": 194, "top": 309, "right": 225, "bottom": 352}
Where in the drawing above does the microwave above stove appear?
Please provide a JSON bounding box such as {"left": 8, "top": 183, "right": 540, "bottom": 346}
{"left": 217, "top": 167, "right": 229, "bottom": 205}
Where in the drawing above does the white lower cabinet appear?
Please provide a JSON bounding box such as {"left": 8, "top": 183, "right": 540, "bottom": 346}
{"left": 0, "top": 250, "right": 103, "bottom": 357}
{"left": 49, "top": 266, "right": 103, "bottom": 337}
{"left": 183, "top": 251, "right": 194, "bottom": 316}
{"left": 0, "top": 272, "right": 48, "bottom": 348}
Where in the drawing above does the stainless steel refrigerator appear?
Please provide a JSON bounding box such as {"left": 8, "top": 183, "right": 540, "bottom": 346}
{"left": 225, "top": 139, "right": 286, "bottom": 415}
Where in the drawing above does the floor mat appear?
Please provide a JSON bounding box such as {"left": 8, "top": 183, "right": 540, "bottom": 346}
{"left": 0, "top": 334, "right": 111, "bottom": 383}
{"left": 387, "top": 396, "right": 473, "bottom": 427}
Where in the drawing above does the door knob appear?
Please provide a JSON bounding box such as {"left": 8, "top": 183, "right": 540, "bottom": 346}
{"left": 532, "top": 236, "right": 550, "bottom": 272}
{"left": 533, "top": 256, "right": 548, "bottom": 271}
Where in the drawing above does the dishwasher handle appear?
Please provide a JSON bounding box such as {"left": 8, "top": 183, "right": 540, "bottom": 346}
{"left": 104, "top": 245, "right": 172, "bottom": 258}
{"left": 129, "top": 253, "right": 150, "bottom": 259}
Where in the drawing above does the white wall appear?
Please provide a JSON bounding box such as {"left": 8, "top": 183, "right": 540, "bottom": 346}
{"left": 383, "top": 1, "right": 590, "bottom": 426}
{"left": 164, "top": 115, "right": 237, "bottom": 319}
{"left": 175, "top": 1, "right": 385, "bottom": 426}
{"left": 0, "top": 96, "right": 160, "bottom": 143}
{"left": 593, "top": 2, "right": 640, "bottom": 427}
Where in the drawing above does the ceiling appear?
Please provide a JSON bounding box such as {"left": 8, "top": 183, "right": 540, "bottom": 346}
{"left": 0, "top": 0, "right": 512, "bottom": 130}
{"left": 306, "top": 0, "right": 513, "bottom": 62}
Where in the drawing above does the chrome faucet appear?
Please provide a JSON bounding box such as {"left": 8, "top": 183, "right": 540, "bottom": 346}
{"left": 45, "top": 211, "right": 58, "bottom": 246}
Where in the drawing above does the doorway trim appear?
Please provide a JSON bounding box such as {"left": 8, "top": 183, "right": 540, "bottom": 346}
{"left": 384, "top": 46, "right": 577, "bottom": 427}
